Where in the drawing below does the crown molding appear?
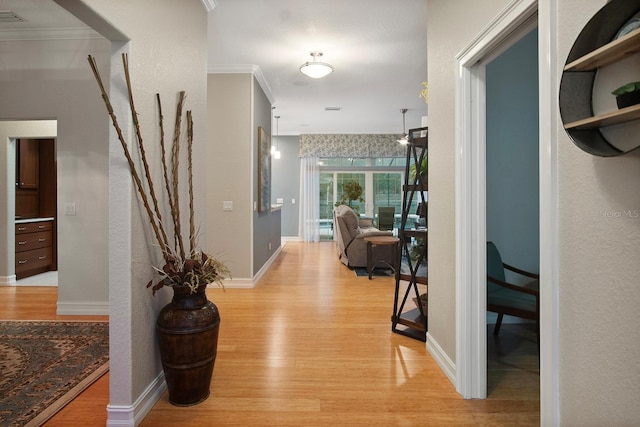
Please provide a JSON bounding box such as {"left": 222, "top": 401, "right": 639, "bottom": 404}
{"left": 200, "top": 0, "right": 217, "bottom": 12}
{"left": 0, "top": 27, "right": 102, "bottom": 41}
{"left": 208, "top": 64, "right": 274, "bottom": 104}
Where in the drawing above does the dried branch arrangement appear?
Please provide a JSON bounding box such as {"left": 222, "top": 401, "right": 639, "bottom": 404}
{"left": 87, "top": 54, "right": 229, "bottom": 295}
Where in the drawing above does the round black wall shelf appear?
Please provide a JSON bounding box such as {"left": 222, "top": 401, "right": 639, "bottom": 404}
{"left": 559, "top": 0, "right": 640, "bottom": 156}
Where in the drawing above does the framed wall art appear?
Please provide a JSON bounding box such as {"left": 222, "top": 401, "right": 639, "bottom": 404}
{"left": 258, "top": 126, "right": 271, "bottom": 212}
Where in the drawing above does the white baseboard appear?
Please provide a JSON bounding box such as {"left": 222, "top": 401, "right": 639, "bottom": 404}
{"left": 215, "top": 277, "right": 255, "bottom": 289}
{"left": 282, "top": 236, "right": 301, "bottom": 242}
{"left": 0, "top": 275, "right": 16, "bottom": 286}
{"left": 252, "top": 244, "right": 283, "bottom": 284}
{"left": 426, "top": 331, "right": 457, "bottom": 386}
{"left": 107, "top": 371, "right": 166, "bottom": 427}
{"left": 209, "top": 243, "right": 284, "bottom": 289}
{"left": 56, "top": 301, "right": 109, "bottom": 316}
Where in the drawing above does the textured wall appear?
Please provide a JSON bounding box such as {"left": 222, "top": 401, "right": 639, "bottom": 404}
{"left": 557, "top": 0, "right": 640, "bottom": 424}
{"left": 80, "top": 0, "right": 208, "bottom": 409}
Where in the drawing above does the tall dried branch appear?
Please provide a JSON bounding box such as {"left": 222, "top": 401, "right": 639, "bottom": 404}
{"left": 156, "top": 93, "right": 178, "bottom": 251}
{"left": 87, "top": 55, "right": 169, "bottom": 262}
{"left": 187, "top": 110, "right": 195, "bottom": 256}
{"left": 171, "top": 91, "right": 187, "bottom": 260}
{"left": 122, "top": 53, "right": 170, "bottom": 253}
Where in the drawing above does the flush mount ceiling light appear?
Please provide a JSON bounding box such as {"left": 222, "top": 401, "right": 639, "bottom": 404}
{"left": 299, "top": 51, "right": 333, "bottom": 79}
{"left": 397, "top": 108, "right": 408, "bottom": 145}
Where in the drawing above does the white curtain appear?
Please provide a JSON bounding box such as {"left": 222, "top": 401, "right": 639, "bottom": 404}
{"left": 299, "top": 157, "right": 320, "bottom": 242}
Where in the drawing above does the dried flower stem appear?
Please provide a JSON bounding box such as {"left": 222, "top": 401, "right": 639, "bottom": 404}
{"left": 87, "top": 55, "right": 169, "bottom": 261}
{"left": 171, "top": 92, "right": 187, "bottom": 260}
{"left": 122, "top": 53, "right": 170, "bottom": 253}
{"left": 156, "top": 93, "right": 178, "bottom": 256}
{"left": 187, "top": 110, "right": 195, "bottom": 255}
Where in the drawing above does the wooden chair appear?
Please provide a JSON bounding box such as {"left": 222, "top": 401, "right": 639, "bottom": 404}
{"left": 377, "top": 206, "right": 395, "bottom": 231}
{"left": 486, "top": 241, "right": 539, "bottom": 343}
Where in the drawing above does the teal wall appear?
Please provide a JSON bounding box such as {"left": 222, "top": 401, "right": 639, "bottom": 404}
{"left": 486, "top": 28, "right": 539, "bottom": 286}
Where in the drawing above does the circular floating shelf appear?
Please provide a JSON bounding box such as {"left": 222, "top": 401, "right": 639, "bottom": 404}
{"left": 559, "top": 0, "right": 640, "bottom": 156}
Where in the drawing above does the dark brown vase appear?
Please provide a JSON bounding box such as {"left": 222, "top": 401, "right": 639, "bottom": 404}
{"left": 156, "top": 284, "right": 220, "bottom": 406}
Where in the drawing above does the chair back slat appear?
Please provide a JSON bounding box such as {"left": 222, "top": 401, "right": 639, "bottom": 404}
{"left": 487, "top": 241, "right": 505, "bottom": 293}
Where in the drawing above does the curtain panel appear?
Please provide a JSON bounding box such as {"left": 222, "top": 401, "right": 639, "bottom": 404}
{"left": 299, "top": 134, "right": 405, "bottom": 158}
{"left": 299, "top": 157, "right": 320, "bottom": 242}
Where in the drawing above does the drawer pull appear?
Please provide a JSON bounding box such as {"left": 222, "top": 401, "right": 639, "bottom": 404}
{"left": 38, "top": 225, "right": 46, "bottom": 229}
{"left": 17, "top": 227, "right": 27, "bottom": 231}
{"left": 38, "top": 256, "right": 47, "bottom": 260}
{"left": 18, "top": 241, "right": 27, "bottom": 245}
{"left": 38, "top": 238, "right": 46, "bottom": 242}
{"left": 18, "top": 260, "right": 27, "bottom": 264}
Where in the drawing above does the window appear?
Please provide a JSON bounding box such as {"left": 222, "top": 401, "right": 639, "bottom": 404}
{"left": 319, "top": 157, "right": 405, "bottom": 239}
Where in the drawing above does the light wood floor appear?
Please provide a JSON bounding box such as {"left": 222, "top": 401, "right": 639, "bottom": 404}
{"left": 1, "top": 242, "right": 539, "bottom": 426}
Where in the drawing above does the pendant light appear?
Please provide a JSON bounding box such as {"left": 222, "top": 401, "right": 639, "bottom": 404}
{"left": 299, "top": 51, "right": 334, "bottom": 79}
{"left": 274, "top": 115, "right": 281, "bottom": 159}
{"left": 397, "top": 108, "right": 408, "bottom": 145}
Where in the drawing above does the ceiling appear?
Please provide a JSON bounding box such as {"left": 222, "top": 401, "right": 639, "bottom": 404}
{"left": 0, "top": 0, "right": 428, "bottom": 136}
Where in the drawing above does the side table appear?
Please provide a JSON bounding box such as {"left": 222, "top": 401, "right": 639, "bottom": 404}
{"left": 364, "top": 235, "right": 400, "bottom": 280}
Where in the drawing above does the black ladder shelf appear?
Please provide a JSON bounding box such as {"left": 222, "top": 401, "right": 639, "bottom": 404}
{"left": 392, "top": 127, "right": 428, "bottom": 342}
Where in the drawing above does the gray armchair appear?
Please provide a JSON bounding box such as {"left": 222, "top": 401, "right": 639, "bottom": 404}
{"left": 334, "top": 205, "right": 395, "bottom": 268}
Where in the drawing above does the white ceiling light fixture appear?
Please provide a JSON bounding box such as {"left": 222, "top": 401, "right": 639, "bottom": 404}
{"left": 274, "top": 115, "right": 281, "bottom": 159}
{"left": 397, "top": 108, "right": 408, "bottom": 145}
{"left": 299, "top": 51, "right": 333, "bottom": 79}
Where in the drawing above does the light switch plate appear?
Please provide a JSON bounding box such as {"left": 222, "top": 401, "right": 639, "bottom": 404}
{"left": 223, "top": 201, "right": 233, "bottom": 211}
{"left": 63, "top": 202, "right": 76, "bottom": 216}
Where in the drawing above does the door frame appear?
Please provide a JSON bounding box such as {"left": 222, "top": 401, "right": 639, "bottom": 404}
{"left": 454, "top": 0, "right": 559, "bottom": 424}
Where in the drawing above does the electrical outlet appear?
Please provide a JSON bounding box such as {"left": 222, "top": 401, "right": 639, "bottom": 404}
{"left": 276, "top": 197, "right": 284, "bottom": 204}
{"left": 269, "top": 242, "right": 272, "bottom": 250}
{"left": 291, "top": 198, "right": 296, "bottom": 204}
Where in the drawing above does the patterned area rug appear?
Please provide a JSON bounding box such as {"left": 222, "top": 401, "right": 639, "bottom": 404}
{"left": 0, "top": 321, "right": 109, "bottom": 427}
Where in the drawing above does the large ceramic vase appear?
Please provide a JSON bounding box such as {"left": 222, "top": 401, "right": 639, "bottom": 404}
{"left": 156, "top": 284, "right": 220, "bottom": 406}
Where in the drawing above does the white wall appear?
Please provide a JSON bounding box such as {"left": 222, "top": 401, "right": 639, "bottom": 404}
{"left": 71, "top": 0, "right": 208, "bottom": 418}
{"left": 557, "top": 0, "right": 640, "bottom": 423}
{"left": 206, "top": 73, "right": 253, "bottom": 280}
{"left": 429, "top": 0, "right": 640, "bottom": 423}
{"left": 426, "top": 0, "right": 511, "bottom": 365}
{"left": 0, "top": 38, "right": 111, "bottom": 309}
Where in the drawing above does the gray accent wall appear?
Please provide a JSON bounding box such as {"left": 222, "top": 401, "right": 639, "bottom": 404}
{"left": 271, "top": 135, "right": 300, "bottom": 237}
{"left": 486, "top": 28, "right": 540, "bottom": 278}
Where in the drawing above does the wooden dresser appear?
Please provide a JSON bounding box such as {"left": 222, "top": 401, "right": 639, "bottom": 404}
{"left": 15, "top": 219, "right": 54, "bottom": 279}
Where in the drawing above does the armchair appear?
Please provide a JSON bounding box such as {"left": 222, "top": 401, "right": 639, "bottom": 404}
{"left": 486, "top": 241, "right": 539, "bottom": 342}
{"left": 377, "top": 206, "right": 395, "bottom": 231}
{"left": 334, "top": 205, "right": 394, "bottom": 268}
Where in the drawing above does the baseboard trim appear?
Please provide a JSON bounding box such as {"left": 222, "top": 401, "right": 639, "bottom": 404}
{"left": 282, "top": 236, "right": 301, "bottom": 242}
{"left": 56, "top": 301, "right": 109, "bottom": 316}
{"left": 0, "top": 275, "right": 16, "bottom": 286}
{"left": 426, "top": 331, "right": 457, "bottom": 387}
{"left": 106, "top": 371, "right": 166, "bottom": 427}
{"left": 253, "top": 244, "right": 283, "bottom": 285}
{"left": 208, "top": 243, "right": 284, "bottom": 289}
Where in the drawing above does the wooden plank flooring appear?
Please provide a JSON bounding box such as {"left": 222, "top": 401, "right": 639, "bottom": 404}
{"left": 1, "top": 241, "right": 539, "bottom": 426}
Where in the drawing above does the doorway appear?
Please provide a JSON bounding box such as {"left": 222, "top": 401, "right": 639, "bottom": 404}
{"left": 485, "top": 27, "right": 539, "bottom": 395}
{"left": 454, "top": 0, "right": 540, "bottom": 400}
